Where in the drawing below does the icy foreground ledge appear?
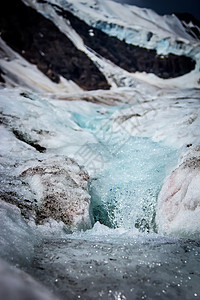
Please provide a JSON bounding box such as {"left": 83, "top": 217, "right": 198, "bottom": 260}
{"left": 0, "top": 200, "right": 34, "bottom": 266}
{"left": 156, "top": 146, "right": 200, "bottom": 238}
{"left": 0, "top": 259, "right": 57, "bottom": 300}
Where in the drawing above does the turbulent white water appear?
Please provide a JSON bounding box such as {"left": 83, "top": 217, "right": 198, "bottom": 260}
{"left": 89, "top": 137, "right": 178, "bottom": 232}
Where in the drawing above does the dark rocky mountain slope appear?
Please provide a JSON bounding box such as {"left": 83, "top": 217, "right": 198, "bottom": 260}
{"left": 0, "top": 0, "right": 110, "bottom": 90}
{"left": 0, "top": 0, "right": 197, "bottom": 90}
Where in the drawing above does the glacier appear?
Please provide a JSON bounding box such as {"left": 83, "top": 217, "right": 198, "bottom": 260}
{"left": 1, "top": 0, "right": 200, "bottom": 91}
{"left": 0, "top": 85, "right": 200, "bottom": 299}
{"left": 0, "top": 0, "right": 200, "bottom": 299}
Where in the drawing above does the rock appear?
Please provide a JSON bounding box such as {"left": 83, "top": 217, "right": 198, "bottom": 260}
{"left": 19, "top": 156, "right": 92, "bottom": 231}
{"left": 156, "top": 146, "right": 200, "bottom": 237}
{"left": 0, "top": 0, "right": 110, "bottom": 91}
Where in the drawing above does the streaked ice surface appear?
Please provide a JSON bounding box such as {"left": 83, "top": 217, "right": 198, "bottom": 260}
{"left": 29, "top": 228, "right": 200, "bottom": 300}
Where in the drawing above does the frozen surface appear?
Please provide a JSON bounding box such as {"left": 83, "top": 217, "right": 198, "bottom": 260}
{"left": 27, "top": 230, "right": 200, "bottom": 300}
{"left": 0, "top": 1, "right": 200, "bottom": 297}
{"left": 24, "top": 0, "right": 200, "bottom": 90}
{"left": 0, "top": 87, "right": 200, "bottom": 236}
{"left": 0, "top": 89, "right": 93, "bottom": 231}
{"left": 30, "top": 0, "right": 199, "bottom": 49}
{"left": 0, "top": 259, "right": 57, "bottom": 300}
{"left": 0, "top": 86, "right": 200, "bottom": 299}
{"left": 0, "top": 200, "right": 34, "bottom": 266}
{"left": 156, "top": 146, "right": 200, "bottom": 238}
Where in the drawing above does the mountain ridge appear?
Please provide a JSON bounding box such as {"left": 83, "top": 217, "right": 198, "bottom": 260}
{"left": 0, "top": 0, "right": 200, "bottom": 91}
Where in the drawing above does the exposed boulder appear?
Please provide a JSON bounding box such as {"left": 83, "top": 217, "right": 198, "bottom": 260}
{"left": 19, "top": 156, "right": 92, "bottom": 231}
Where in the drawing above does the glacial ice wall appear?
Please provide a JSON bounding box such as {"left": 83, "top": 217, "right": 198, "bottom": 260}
{"left": 38, "top": 0, "right": 200, "bottom": 58}
{"left": 156, "top": 146, "right": 200, "bottom": 238}
{"left": 0, "top": 89, "right": 92, "bottom": 232}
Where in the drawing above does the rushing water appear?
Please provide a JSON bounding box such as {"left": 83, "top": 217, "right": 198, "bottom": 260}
{"left": 72, "top": 107, "right": 179, "bottom": 233}
{"left": 89, "top": 137, "right": 178, "bottom": 232}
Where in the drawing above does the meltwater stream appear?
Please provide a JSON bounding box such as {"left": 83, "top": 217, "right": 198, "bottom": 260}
{"left": 89, "top": 137, "right": 178, "bottom": 232}
{"left": 28, "top": 107, "right": 200, "bottom": 300}
{"left": 72, "top": 107, "right": 178, "bottom": 232}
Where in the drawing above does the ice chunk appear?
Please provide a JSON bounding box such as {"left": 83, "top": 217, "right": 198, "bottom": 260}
{"left": 156, "top": 146, "right": 200, "bottom": 237}
{"left": 0, "top": 200, "right": 35, "bottom": 266}
{"left": 0, "top": 259, "right": 58, "bottom": 300}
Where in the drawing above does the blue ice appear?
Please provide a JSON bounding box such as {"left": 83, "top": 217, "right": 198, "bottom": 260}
{"left": 89, "top": 137, "right": 179, "bottom": 232}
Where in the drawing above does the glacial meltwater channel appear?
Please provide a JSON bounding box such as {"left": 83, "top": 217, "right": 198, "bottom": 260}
{"left": 27, "top": 106, "right": 200, "bottom": 300}
{"left": 89, "top": 137, "right": 178, "bottom": 232}
{"left": 72, "top": 107, "right": 179, "bottom": 232}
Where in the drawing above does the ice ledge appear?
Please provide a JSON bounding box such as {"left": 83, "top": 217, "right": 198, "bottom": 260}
{"left": 156, "top": 145, "right": 200, "bottom": 238}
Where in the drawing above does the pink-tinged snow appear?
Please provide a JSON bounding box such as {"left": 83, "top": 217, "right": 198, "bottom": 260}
{"left": 156, "top": 146, "right": 200, "bottom": 238}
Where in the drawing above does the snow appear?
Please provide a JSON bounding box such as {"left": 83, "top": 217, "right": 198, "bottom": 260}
{"left": 27, "top": 226, "right": 200, "bottom": 300}
{"left": 0, "top": 200, "right": 35, "bottom": 266}
{"left": 0, "top": 80, "right": 200, "bottom": 299}
{"left": 0, "top": 2, "right": 200, "bottom": 298}
{"left": 111, "top": 87, "right": 200, "bottom": 148}
{"left": 0, "top": 38, "right": 82, "bottom": 93}
{"left": 1, "top": 85, "right": 200, "bottom": 238}
{"left": 156, "top": 146, "right": 200, "bottom": 238}
{"left": 0, "top": 259, "right": 57, "bottom": 300}
{"left": 0, "top": 0, "right": 199, "bottom": 242}
{"left": 0, "top": 88, "right": 95, "bottom": 231}
{"left": 23, "top": 0, "right": 200, "bottom": 91}
{"left": 30, "top": 0, "right": 200, "bottom": 57}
